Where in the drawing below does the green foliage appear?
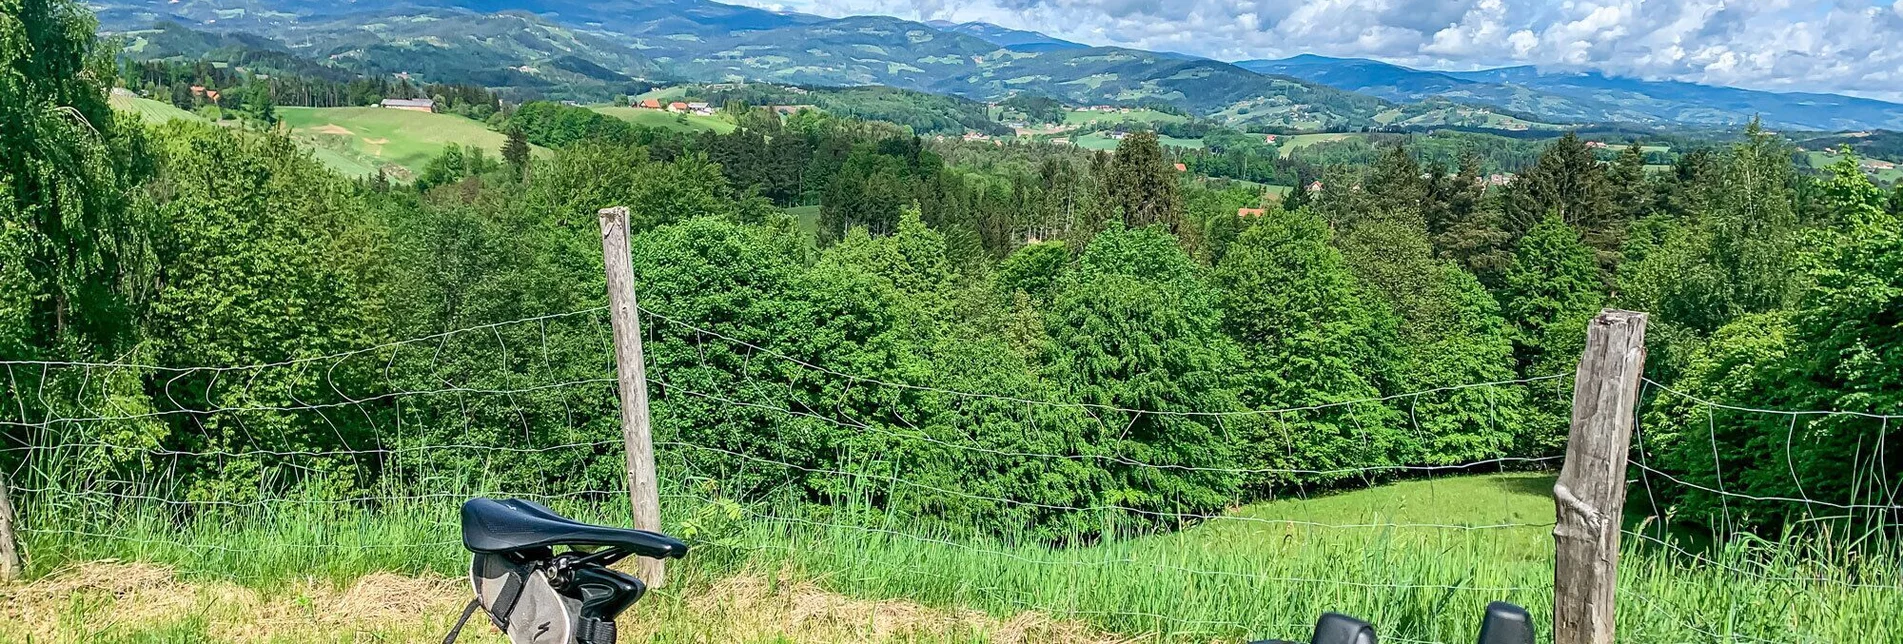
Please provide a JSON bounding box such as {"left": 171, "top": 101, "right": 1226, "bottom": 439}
{"left": 1045, "top": 224, "right": 1240, "bottom": 529}
{"left": 0, "top": 0, "right": 152, "bottom": 360}
{"left": 501, "top": 127, "right": 530, "bottom": 177}
{"left": 1616, "top": 124, "right": 1804, "bottom": 380}
{"left": 705, "top": 84, "right": 1010, "bottom": 136}
{"left": 1212, "top": 210, "right": 1392, "bottom": 486}
{"left": 1, "top": 0, "right": 161, "bottom": 465}
{"left": 413, "top": 143, "right": 499, "bottom": 192}
{"left": 1499, "top": 216, "right": 1604, "bottom": 375}
{"left": 996, "top": 240, "right": 1069, "bottom": 301}
{"left": 1644, "top": 163, "right": 1903, "bottom": 534}
{"left": 508, "top": 101, "right": 641, "bottom": 148}
{"left": 137, "top": 123, "right": 388, "bottom": 495}
{"left": 12, "top": 0, "right": 1895, "bottom": 557}
{"left": 1105, "top": 132, "right": 1180, "bottom": 231}
{"left": 1501, "top": 133, "right": 1617, "bottom": 267}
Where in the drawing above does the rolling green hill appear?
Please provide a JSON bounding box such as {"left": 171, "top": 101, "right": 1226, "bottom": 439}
{"left": 592, "top": 106, "right": 736, "bottom": 133}
{"left": 277, "top": 106, "right": 515, "bottom": 180}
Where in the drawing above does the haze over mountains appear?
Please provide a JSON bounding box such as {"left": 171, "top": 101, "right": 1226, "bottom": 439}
{"left": 95, "top": 0, "right": 1903, "bottom": 132}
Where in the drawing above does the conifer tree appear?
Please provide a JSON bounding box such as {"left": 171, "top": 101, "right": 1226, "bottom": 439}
{"left": 502, "top": 127, "right": 531, "bottom": 178}
{"left": 1107, "top": 131, "right": 1179, "bottom": 231}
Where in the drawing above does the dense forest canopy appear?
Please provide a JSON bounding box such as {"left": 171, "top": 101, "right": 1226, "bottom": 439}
{"left": 5, "top": 0, "right": 1902, "bottom": 544}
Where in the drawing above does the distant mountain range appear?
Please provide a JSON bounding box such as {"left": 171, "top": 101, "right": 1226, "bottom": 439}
{"left": 923, "top": 20, "right": 1084, "bottom": 52}
{"left": 92, "top": 0, "right": 1903, "bottom": 132}
{"left": 1239, "top": 55, "right": 1903, "bottom": 132}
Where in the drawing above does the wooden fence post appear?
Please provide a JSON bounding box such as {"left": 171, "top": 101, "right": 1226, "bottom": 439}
{"left": 598, "top": 206, "right": 665, "bottom": 588}
{"left": 0, "top": 474, "right": 21, "bottom": 582}
{"left": 1554, "top": 309, "right": 1647, "bottom": 644}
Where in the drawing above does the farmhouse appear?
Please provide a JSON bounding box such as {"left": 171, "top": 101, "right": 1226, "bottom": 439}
{"left": 379, "top": 98, "right": 435, "bottom": 112}
{"left": 1237, "top": 207, "right": 1267, "bottom": 217}
{"left": 667, "top": 101, "right": 689, "bottom": 112}
{"left": 639, "top": 98, "right": 662, "bottom": 109}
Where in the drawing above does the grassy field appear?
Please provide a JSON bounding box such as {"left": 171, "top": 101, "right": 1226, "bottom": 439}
{"left": 109, "top": 91, "right": 208, "bottom": 125}
{"left": 1062, "top": 109, "right": 1189, "bottom": 127}
{"left": 1071, "top": 132, "right": 1205, "bottom": 151}
{"left": 786, "top": 204, "right": 822, "bottom": 236}
{"left": 10, "top": 471, "right": 1897, "bottom": 642}
{"left": 277, "top": 107, "right": 515, "bottom": 180}
{"left": 593, "top": 106, "right": 738, "bottom": 133}
{"left": 1809, "top": 150, "right": 1903, "bottom": 184}
{"left": 634, "top": 86, "right": 694, "bottom": 103}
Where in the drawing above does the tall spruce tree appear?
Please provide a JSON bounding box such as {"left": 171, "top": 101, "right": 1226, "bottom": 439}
{"left": 501, "top": 127, "right": 531, "bottom": 178}
{"left": 1107, "top": 131, "right": 1180, "bottom": 231}
{"left": 1504, "top": 133, "right": 1615, "bottom": 265}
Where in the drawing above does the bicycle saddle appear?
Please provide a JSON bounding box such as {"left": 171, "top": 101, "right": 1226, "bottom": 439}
{"left": 460, "top": 498, "right": 689, "bottom": 558}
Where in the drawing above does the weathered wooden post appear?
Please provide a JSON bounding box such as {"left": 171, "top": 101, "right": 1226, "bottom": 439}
{"left": 1554, "top": 309, "right": 1647, "bottom": 644}
{"left": 598, "top": 206, "right": 665, "bottom": 588}
{"left": 0, "top": 474, "right": 22, "bottom": 582}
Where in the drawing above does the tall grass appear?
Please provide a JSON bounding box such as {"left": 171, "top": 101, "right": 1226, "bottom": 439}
{"left": 15, "top": 473, "right": 1900, "bottom": 642}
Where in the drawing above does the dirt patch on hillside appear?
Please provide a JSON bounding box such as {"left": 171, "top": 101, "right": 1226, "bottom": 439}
{"left": 309, "top": 124, "right": 354, "bottom": 136}
{"left": 0, "top": 562, "right": 1126, "bottom": 643}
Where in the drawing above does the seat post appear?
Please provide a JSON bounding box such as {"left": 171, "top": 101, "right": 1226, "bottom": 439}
{"left": 565, "top": 565, "right": 646, "bottom": 644}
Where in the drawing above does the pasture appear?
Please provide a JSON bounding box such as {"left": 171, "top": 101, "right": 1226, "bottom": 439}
{"left": 277, "top": 107, "right": 515, "bottom": 180}
{"left": 108, "top": 91, "right": 207, "bottom": 125}
{"left": 593, "top": 106, "right": 738, "bottom": 133}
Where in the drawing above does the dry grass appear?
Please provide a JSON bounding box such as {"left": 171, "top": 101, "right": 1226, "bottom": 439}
{"left": 650, "top": 573, "right": 1128, "bottom": 644}
{"left": 0, "top": 562, "right": 1122, "bottom": 643}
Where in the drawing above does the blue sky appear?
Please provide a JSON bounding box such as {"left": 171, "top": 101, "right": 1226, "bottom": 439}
{"left": 729, "top": 0, "right": 1903, "bottom": 101}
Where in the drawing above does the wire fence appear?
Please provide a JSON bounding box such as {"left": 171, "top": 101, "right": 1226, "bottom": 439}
{"left": 2, "top": 306, "right": 1898, "bottom": 641}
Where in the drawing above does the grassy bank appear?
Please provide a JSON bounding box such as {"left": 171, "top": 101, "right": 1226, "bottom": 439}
{"left": 11, "top": 472, "right": 1898, "bottom": 642}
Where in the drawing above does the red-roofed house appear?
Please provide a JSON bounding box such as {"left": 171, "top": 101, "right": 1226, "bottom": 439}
{"left": 667, "top": 102, "right": 689, "bottom": 112}
{"left": 1237, "top": 207, "right": 1266, "bottom": 217}
{"left": 639, "top": 98, "right": 662, "bottom": 109}
{"left": 1174, "top": 163, "right": 1187, "bottom": 172}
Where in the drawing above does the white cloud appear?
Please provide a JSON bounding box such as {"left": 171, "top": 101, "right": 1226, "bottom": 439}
{"left": 733, "top": 0, "right": 1903, "bottom": 101}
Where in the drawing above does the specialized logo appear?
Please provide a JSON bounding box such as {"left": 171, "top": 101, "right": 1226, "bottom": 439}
{"left": 534, "top": 621, "right": 552, "bottom": 639}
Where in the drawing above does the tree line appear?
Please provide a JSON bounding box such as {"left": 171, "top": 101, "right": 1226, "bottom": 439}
{"left": 7, "top": 0, "right": 1903, "bottom": 542}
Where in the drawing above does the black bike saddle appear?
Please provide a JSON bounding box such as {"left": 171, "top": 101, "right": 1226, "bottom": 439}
{"left": 461, "top": 498, "right": 689, "bottom": 558}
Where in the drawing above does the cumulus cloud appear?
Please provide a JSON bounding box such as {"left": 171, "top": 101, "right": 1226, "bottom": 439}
{"left": 733, "top": 0, "right": 1903, "bottom": 101}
